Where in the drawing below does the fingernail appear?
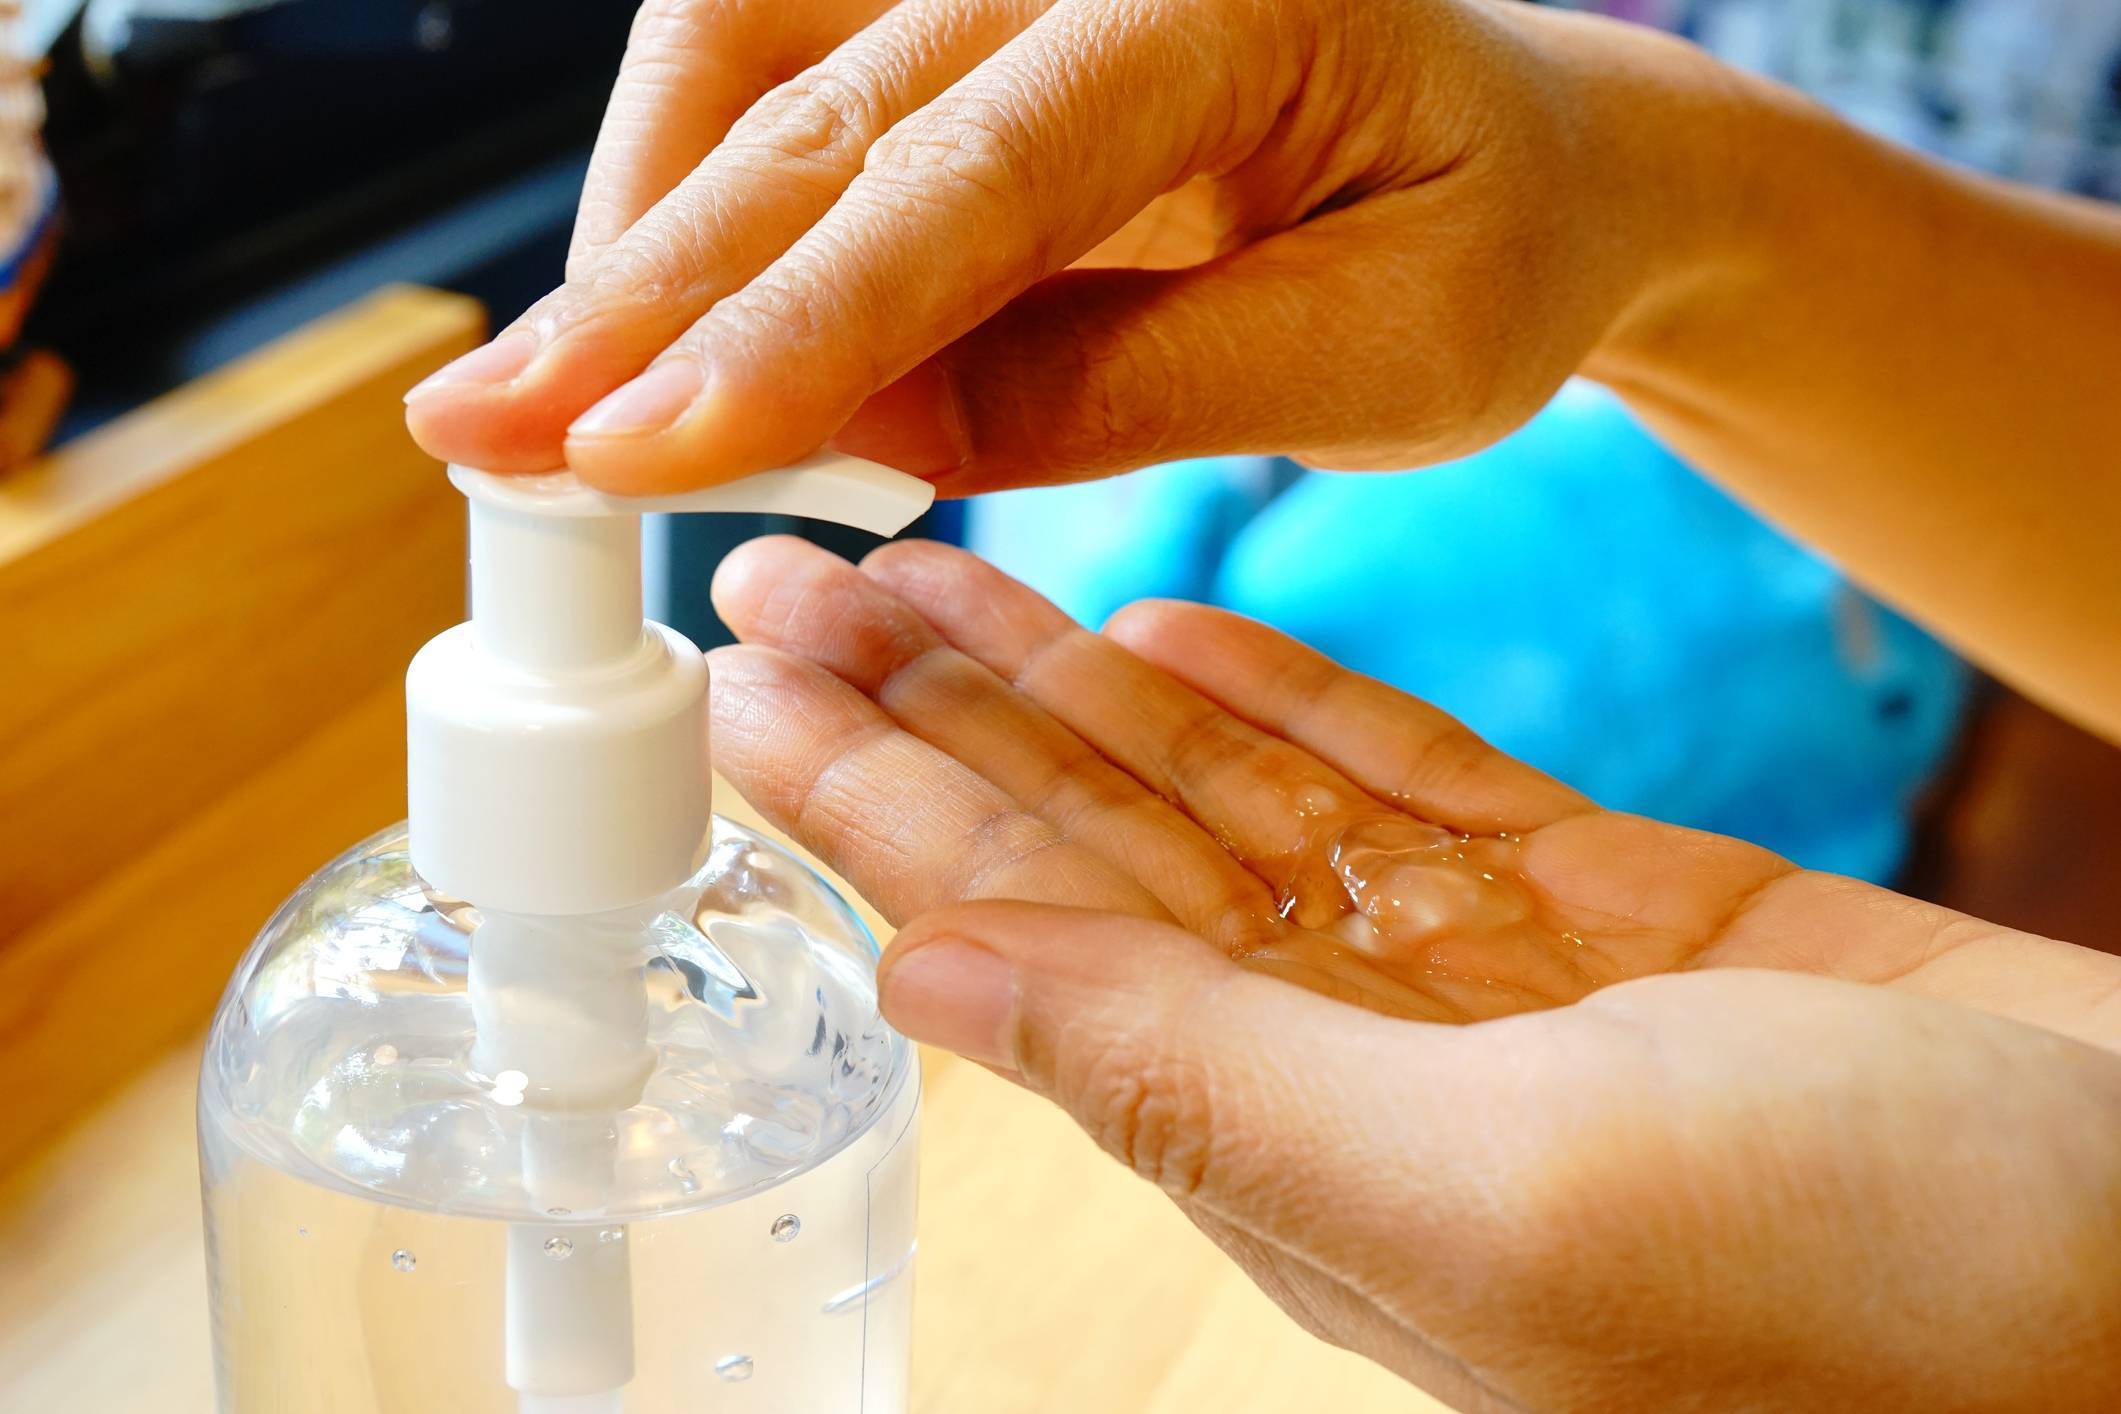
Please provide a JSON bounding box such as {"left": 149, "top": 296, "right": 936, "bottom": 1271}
{"left": 828, "top": 360, "right": 971, "bottom": 476}
{"left": 404, "top": 329, "right": 538, "bottom": 402}
{"left": 568, "top": 357, "right": 705, "bottom": 438}
{"left": 880, "top": 939, "right": 1015, "bottom": 1069}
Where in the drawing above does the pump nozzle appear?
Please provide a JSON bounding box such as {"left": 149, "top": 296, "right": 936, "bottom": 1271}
{"left": 407, "top": 453, "right": 932, "bottom": 918}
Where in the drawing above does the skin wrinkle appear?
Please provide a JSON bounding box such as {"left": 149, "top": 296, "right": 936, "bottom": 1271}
{"left": 1005, "top": 721, "right": 1141, "bottom": 824}
{"left": 1035, "top": 952, "right": 1234, "bottom": 1198}
{"left": 1304, "top": 693, "right": 1517, "bottom": 827}
{"left": 1073, "top": 288, "right": 1188, "bottom": 465}
{"left": 1205, "top": 23, "right": 1333, "bottom": 212}
{"left": 1148, "top": 688, "right": 1297, "bottom": 824}
{"left": 864, "top": 544, "right": 1031, "bottom": 665}
{"left": 1682, "top": 862, "right": 1804, "bottom": 973}
{"left": 1022, "top": 631, "right": 1284, "bottom": 835}
{"left": 702, "top": 652, "right": 781, "bottom": 743}
{"left": 801, "top": 586, "right": 936, "bottom": 689}
{"left": 1705, "top": 872, "right": 1984, "bottom": 984}
{"left": 768, "top": 583, "right": 892, "bottom": 677}
{"left": 1861, "top": 908, "right": 1992, "bottom": 989}
{"left": 727, "top": 69, "right": 887, "bottom": 167}
{"left": 859, "top": 622, "right": 1150, "bottom": 833}
{"left": 718, "top": 646, "right": 1171, "bottom": 922}
{"left": 781, "top": 708, "right": 902, "bottom": 830}
{"left": 711, "top": 260, "right": 840, "bottom": 351}
{"left": 1196, "top": 1204, "right": 1534, "bottom": 1414}
{"left": 953, "top": 807, "right": 1077, "bottom": 898}
{"left": 944, "top": 271, "right": 1167, "bottom": 470}
{"left": 865, "top": 633, "right": 965, "bottom": 708}
{"left": 716, "top": 653, "right": 931, "bottom": 866}
{"left": 1166, "top": 1005, "right": 1538, "bottom": 1411}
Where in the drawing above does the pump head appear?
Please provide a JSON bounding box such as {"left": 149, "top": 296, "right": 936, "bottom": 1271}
{"left": 405, "top": 454, "right": 935, "bottom": 917}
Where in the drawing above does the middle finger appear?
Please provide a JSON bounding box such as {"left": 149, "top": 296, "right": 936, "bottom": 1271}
{"left": 708, "top": 640, "right": 1164, "bottom": 925}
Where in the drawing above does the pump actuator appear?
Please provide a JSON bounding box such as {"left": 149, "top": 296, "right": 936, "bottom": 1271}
{"left": 406, "top": 454, "right": 934, "bottom": 917}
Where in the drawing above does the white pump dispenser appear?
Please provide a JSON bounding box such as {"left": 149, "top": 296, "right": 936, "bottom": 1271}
{"left": 200, "top": 450, "right": 928, "bottom": 1414}
{"left": 403, "top": 453, "right": 932, "bottom": 1412}
{"left": 407, "top": 454, "right": 934, "bottom": 918}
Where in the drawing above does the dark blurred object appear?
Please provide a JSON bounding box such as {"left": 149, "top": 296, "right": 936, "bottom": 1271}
{"left": 1904, "top": 685, "right": 2121, "bottom": 956}
{"left": 668, "top": 500, "right": 970, "bottom": 650}
{"left": 39, "top": 0, "right": 629, "bottom": 327}
{"left": 26, "top": 0, "right": 629, "bottom": 427}
{"left": 0, "top": 346, "right": 73, "bottom": 463}
{"left": 0, "top": 4, "right": 67, "bottom": 465}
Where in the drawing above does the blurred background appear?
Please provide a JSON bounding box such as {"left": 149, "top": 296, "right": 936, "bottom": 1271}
{"left": 1, "top": 2, "right": 2118, "bottom": 1409}
{"left": 14, "top": 0, "right": 2109, "bottom": 936}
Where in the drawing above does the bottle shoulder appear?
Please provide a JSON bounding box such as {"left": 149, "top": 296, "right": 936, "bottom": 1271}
{"left": 201, "top": 817, "right": 915, "bottom": 1222}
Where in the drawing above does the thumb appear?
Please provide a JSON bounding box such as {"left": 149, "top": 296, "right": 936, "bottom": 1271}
{"left": 885, "top": 900, "right": 1602, "bottom": 1411}
{"left": 879, "top": 898, "right": 1497, "bottom": 1241}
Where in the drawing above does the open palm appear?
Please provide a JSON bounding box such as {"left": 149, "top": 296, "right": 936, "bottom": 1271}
{"left": 707, "top": 537, "right": 2121, "bottom": 1411}
{"left": 708, "top": 536, "right": 2117, "bottom": 1047}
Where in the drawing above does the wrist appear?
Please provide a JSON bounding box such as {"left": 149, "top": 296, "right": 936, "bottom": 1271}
{"left": 1504, "top": 8, "right": 1787, "bottom": 395}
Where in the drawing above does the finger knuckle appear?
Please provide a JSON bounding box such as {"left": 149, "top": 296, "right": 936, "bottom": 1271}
{"left": 985, "top": 291, "right": 1181, "bottom": 474}
{"left": 1071, "top": 1038, "right": 1219, "bottom": 1199}
{"left": 732, "top": 64, "right": 893, "bottom": 171}
{"left": 712, "top": 263, "right": 831, "bottom": 348}
{"left": 1156, "top": 704, "right": 1261, "bottom": 795}
{"left": 625, "top": 0, "right": 719, "bottom": 59}
{"left": 1070, "top": 321, "right": 1181, "bottom": 467}
{"left": 1204, "top": 898, "right": 1286, "bottom": 958}
{"left": 955, "top": 811, "right": 1072, "bottom": 899}
{"left": 1396, "top": 720, "right": 1496, "bottom": 806}
{"left": 589, "top": 226, "right": 698, "bottom": 305}
{"left": 681, "top": 237, "right": 892, "bottom": 397}
{"left": 863, "top": 93, "right": 1043, "bottom": 224}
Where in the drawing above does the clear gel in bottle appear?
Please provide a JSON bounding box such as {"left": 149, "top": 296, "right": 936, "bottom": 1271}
{"left": 200, "top": 456, "right": 937, "bottom": 1413}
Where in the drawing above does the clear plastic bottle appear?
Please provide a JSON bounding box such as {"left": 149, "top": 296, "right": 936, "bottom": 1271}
{"left": 199, "top": 456, "right": 936, "bottom": 1413}
{"left": 200, "top": 818, "right": 918, "bottom": 1412}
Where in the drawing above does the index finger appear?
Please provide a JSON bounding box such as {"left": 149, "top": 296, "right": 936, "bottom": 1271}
{"left": 562, "top": 0, "right": 1293, "bottom": 490}
{"left": 708, "top": 642, "right": 1171, "bottom": 926}
{"left": 569, "top": 0, "right": 893, "bottom": 270}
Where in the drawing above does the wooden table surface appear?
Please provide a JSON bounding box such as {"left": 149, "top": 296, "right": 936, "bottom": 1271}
{"left": 0, "top": 780, "right": 1432, "bottom": 1414}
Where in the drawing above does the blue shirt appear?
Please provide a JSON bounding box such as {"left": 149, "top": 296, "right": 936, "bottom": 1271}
{"left": 1555, "top": 0, "right": 2121, "bottom": 197}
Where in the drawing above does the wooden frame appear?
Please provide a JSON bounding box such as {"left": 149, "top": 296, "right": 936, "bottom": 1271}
{"left": 0, "top": 284, "right": 482, "bottom": 1171}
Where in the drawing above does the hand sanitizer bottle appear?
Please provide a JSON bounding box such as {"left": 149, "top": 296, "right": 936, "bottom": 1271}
{"left": 199, "top": 456, "right": 936, "bottom": 1413}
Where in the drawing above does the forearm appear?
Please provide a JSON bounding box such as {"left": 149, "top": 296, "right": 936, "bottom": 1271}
{"left": 1577, "top": 36, "right": 2121, "bottom": 740}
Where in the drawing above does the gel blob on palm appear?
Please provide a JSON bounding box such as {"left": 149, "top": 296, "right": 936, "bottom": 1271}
{"left": 199, "top": 456, "right": 937, "bottom": 1413}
